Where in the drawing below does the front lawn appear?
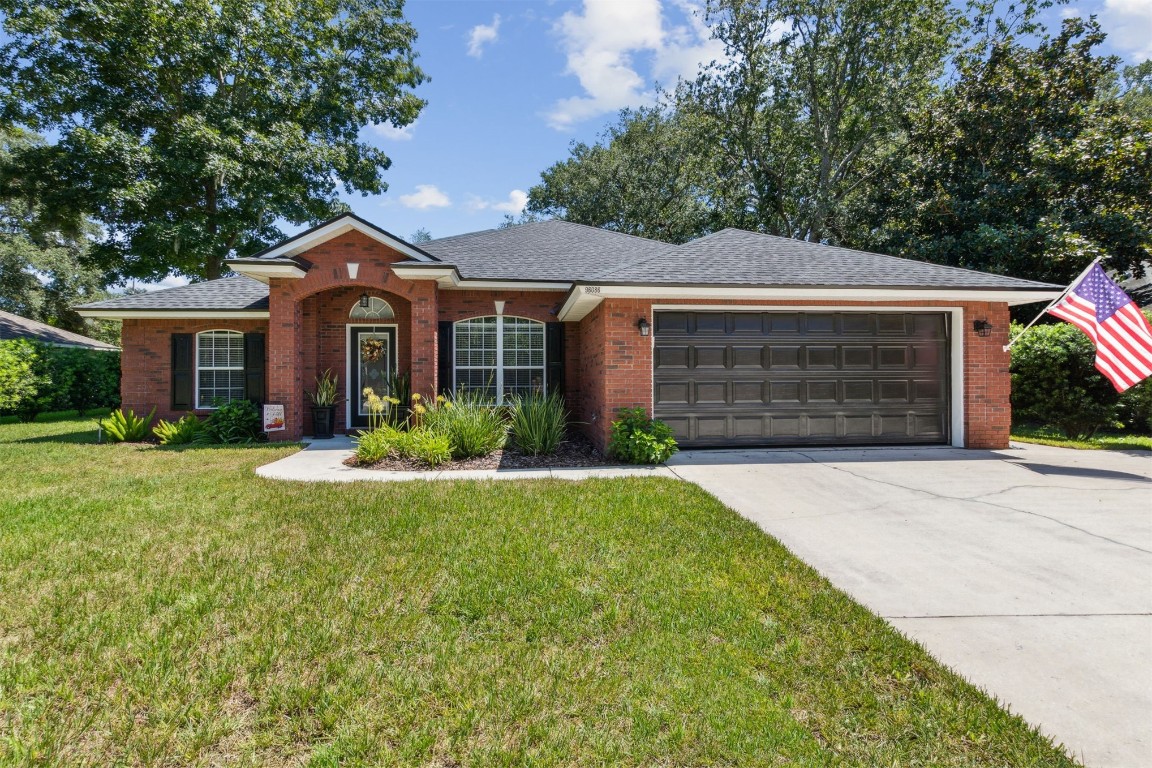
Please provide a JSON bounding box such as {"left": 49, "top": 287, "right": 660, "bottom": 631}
{"left": 1012, "top": 425, "right": 1152, "bottom": 451}
{"left": 0, "top": 417, "right": 1076, "bottom": 766}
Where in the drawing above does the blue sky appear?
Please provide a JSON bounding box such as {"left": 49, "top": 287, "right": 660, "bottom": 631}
{"left": 348, "top": 0, "right": 1151, "bottom": 244}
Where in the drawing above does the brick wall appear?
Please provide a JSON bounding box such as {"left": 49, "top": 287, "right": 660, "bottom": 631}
{"left": 120, "top": 317, "right": 270, "bottom": 424}
{"left": 576, "top": 297, "right": 1014, "bottom": 451}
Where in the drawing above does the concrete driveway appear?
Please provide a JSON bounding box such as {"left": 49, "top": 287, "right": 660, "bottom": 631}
{"left": 666, "top": 442, "right": 1152, "bottom": 768}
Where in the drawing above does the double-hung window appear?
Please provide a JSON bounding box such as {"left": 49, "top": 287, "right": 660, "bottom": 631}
{"left": 454, "top": 316, "right": 545, "bottom": 402}
{"left": 196, "top": 330, "right": 246, "bottom": 408}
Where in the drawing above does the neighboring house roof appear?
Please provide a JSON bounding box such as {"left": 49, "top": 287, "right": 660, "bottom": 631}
{"left": 75, "top": 216, "right": 1061, "bottom": 316}
{"left": 78, "top": 276, "right": 270, "bottom": 313}
{"left": 0, "top": 310, "right": 118, "bottom": 350}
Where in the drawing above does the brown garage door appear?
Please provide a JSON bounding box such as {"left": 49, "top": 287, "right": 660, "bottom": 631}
{"left": 653, "top": 311, "right": 950, "bottom": 447}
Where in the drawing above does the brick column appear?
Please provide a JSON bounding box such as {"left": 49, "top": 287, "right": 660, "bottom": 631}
{"left": 963, "top": 302, "right": 1012, "bottom": 449}
{"left": 409, "top": 281, "right": 438, "bottom": 397}
{"left": 267, "top": 278, "right": 304, "bottom": 441}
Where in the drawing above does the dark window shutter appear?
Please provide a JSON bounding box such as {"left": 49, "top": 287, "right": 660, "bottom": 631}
{"left": 244, "top": 332, "right": 266, "bottom": 404}
{"left": 171, "top": 333, "right": 194, "bottom": 410}
{"left": 546, "top": 322, "right": 565, "bottom": 397}
{"left": 438, "top": 321, "right": 454, "bottom": 396}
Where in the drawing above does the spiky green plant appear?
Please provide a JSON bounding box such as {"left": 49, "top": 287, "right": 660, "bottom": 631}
{"left": 98, "top": 407, "right": 156, "bottom": 443}
{"left": 509, "top": 391, "right": 568, "bottom": 456}
{"left": 153, "top": 413, "right": 203, "bottom": 445}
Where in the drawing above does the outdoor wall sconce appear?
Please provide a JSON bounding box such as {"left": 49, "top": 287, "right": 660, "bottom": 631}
{"left": 637, "top": 317, "right": 651, "bottom": 337}
{"left": 359, "top": 293, "right": 370, "bottom": 308}
{"left": 973, "top": 319, "right": 993, "bottom": 337}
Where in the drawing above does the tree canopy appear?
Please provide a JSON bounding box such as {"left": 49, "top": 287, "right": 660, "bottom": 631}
{"left": 0, "top": 0, "right": 426, "bottom": 282}
{"left": 526, "top": 1, "right": 1151, "bottom": 286}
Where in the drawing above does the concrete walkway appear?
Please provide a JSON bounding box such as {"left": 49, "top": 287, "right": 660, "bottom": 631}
{"left": 666, "top": 443, "right": 1152, "bottom": 768}
{"left": 255, "top": 436, "right": 677, "bottom": 482}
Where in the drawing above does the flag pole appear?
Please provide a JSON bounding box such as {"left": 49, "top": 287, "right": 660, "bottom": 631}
{"left": 1003, "top": 256, "right": 1103, "bottom": 352}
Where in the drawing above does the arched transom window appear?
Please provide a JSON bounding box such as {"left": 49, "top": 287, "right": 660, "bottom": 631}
{"left": 196, "top": 330, "right": 245, "bottom": 408}
{"left": 454, "top": 316, "right": 545, "bottom": 402}
{"left": 349, "top": 296, "right": 395, "bottom": 320}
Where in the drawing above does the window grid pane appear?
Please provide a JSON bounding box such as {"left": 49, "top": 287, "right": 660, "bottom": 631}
{"left": 197, "top": 331, "right": 245, "bottom": 408}
{"left": 454, "top": 316, "right": 546, "bottom": 403}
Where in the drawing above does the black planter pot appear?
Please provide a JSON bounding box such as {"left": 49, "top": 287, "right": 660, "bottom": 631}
{"left": 311, "top": 405, "right": 336, "bottom": 439}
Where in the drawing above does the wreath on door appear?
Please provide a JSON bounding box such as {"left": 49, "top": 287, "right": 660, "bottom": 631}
{"left": 361, "top": 338, "right": 386, "bottom": 362}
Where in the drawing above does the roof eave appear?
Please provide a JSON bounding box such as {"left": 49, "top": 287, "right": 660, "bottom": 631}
{"left": 75, "top": 309, "right": 271, "bottom": 320}
{"left": 557, "top": 283, "right": 1063, "bottom": 321}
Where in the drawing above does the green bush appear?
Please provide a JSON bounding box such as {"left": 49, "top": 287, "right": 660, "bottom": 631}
{"left": 354, "top": 425, "right": 452, "bottom": 467}
{"left": 1118, "top": 378, "right": 1152, "bottom": 434}
{"left": 608, "top": 407, "right": 678, "bottom": 464}
{"left": 197, "top": 400, "right": 264, "bottom": 444}
{"left": 509, "top": 391, "right": 568, "bottom": 456}
{"left": 0, "top": 340, "right": 47, "bottom": 416}
{"left": 423, "top": 389, "right": 507, "bottom": 459}
{"left": 98, "top": 407, "right": 155, "bottom": 442}
{"left": 1010, "top": 321, "right": 1123, "bottom": 438}
{"left": 0, "top": 339, "right": 119, "bottom": 420}
{"left": 153, "top": 413, "right": 203, "bottom": 445}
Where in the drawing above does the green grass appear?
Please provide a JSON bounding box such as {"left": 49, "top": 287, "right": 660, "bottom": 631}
{"left": 1012, "top": 425, "right": 1152, "bottom": 451}
{"left": 0, "top": 417, "right": 1077, "bottom": 766}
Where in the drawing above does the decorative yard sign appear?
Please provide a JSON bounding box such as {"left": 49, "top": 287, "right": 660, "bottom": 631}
{"left": 263, "top": 404, "right": 286, "bottom": 432}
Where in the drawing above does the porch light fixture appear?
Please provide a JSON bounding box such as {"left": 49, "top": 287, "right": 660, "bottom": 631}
{"left": 973, "top": 319, "right": 992, "bottom": 337}
{"left": 637, "top": 317, "right": 651, "bottom": 337}
{"left": 359, "top": 293, "right": 370, "bottom": 309}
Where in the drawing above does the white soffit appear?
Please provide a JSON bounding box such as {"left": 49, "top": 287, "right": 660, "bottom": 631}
{"left": 557, "top": 285, "right": 1062, "bottom": 321}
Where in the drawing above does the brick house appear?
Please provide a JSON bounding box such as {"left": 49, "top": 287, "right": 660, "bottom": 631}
{"left": 77, "top": 214, "right": 1059, "bottom": 450}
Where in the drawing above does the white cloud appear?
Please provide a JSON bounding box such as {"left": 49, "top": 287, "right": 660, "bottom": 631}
{"left": 467, "top": 15, "right": 501, "bottom": 58}
{"left": 1101, "top": 0, "right": 1152, "bottom": 61}
{"left": 399, "top": 184, "right": 452, "bottom": 210}
{"left": 468, "top": 189, "right": 529, "bottom": 214}
{"left": 369, "top": 120, "right": 418, "bottom": 141}
{"left": 545, "top": 0, "right": 727, "bottom": 131}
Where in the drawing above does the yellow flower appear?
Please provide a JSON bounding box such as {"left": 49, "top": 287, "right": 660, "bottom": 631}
{"left": 363, "top": 387, "right": 375, "bottom": 398}
{"left": 435, "top": 394, "right": 446, "bottom": 404}
{"left": 411, "top": 392, "right": 423, "bottom": 402}
{"left": 444, "top": 401, "right": 453, "bottom": 409}
{"left": 413, "top": 404, "right": 427, "bottom": 415}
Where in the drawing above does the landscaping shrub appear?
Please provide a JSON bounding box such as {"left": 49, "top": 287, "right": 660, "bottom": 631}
{"left": 608, "top": 407, "right": 678, "bottom": 464}
{"left": 423, "top": 389, "right": 506, "bottom": 459}
{"left": 98, "top": 407, "right": 155, "bottom": 442}
{"left": 509, "top": 391, "right": 567, "bottom": 455}
{"left": 153, "top": 413, "right": 203, "bottom": 445}
{"left": 0, "top": 340, "right": 47, "bottom": 417}
{"left": 1009, "top": 321, "right": 1122, "bottom": 438}
{"left": 0, "top": 339, "right": 119, "bottom": 420}
{"left": 197, "top": 400, "right": 264, "bottom": 444}
{"left": 354, "top": 425, "right": 452, "bottom": 467}
{"left": 1118, "top": 378, "right": 1152, "bottom": 434}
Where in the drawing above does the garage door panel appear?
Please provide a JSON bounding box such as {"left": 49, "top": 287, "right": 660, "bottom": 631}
{"left": 654, "top": 311, "right": 949, "bottom": 448}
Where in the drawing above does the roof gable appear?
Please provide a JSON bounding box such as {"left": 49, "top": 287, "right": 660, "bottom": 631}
{"left": 247, "top": 213, "right": 438, "bottom": 263}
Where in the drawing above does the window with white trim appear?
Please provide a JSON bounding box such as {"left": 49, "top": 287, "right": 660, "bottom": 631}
{"left": 197, "top": 330, "right": 245, "bottom": 408}
{"left": 349, "top": 296, "right": 395, "bottom": 320}
{"left": 454, "top": 316, "right": 545, "bottom": 402}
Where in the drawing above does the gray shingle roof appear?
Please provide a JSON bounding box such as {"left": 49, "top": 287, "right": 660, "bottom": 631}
{"left": 0, "top": 310, "right": 118, "bottom": 350}
{"left": 594, "top": 229, "right": 1056, "bottom": 289}
{"left": 413, "top": 220, "right": 670, "bottom": 281}
{"left": 77, "top": 275, "right": 269, "bottom": 311}
{"left": 77, "top": 221, "right": 1059, "bottom": 314}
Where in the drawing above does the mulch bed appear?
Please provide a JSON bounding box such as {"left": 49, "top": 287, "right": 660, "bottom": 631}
{"left": 345, "top": 430, "right": 617, "bottom": 472}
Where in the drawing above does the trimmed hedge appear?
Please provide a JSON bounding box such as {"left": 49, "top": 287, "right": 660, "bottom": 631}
{"left": 0, "top": 339, "right": 120, "bottom": 421}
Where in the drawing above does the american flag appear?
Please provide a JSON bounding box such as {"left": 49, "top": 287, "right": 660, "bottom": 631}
{"left": 1048, "top": 263, "right": 1152, "bottom": 393}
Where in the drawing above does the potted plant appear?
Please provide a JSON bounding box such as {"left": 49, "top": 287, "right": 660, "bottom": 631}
{"left": 307, "top": 369, "right": 342, "bottom": 439}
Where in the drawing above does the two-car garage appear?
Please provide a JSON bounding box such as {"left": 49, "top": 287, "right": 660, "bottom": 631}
{"left": 652, "top": 310, "right": 951, "bottom": 448}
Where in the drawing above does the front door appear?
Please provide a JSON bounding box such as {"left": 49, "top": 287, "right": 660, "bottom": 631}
{"left": 349, "top": 325, "right": 397, "bottom": 430}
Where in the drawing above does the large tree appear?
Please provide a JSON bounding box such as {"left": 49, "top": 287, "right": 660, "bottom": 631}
{"left": 0, "top": 0, "right": 426, "bottom": 281}
{"left": 0, "top": 128, "right": 116, "bottom": 341}
{"left": 867, "top": 18, "right": 1151, "bottom": 284}
{"left": 527, "top": 107, "right": 714, "bottom": 243}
